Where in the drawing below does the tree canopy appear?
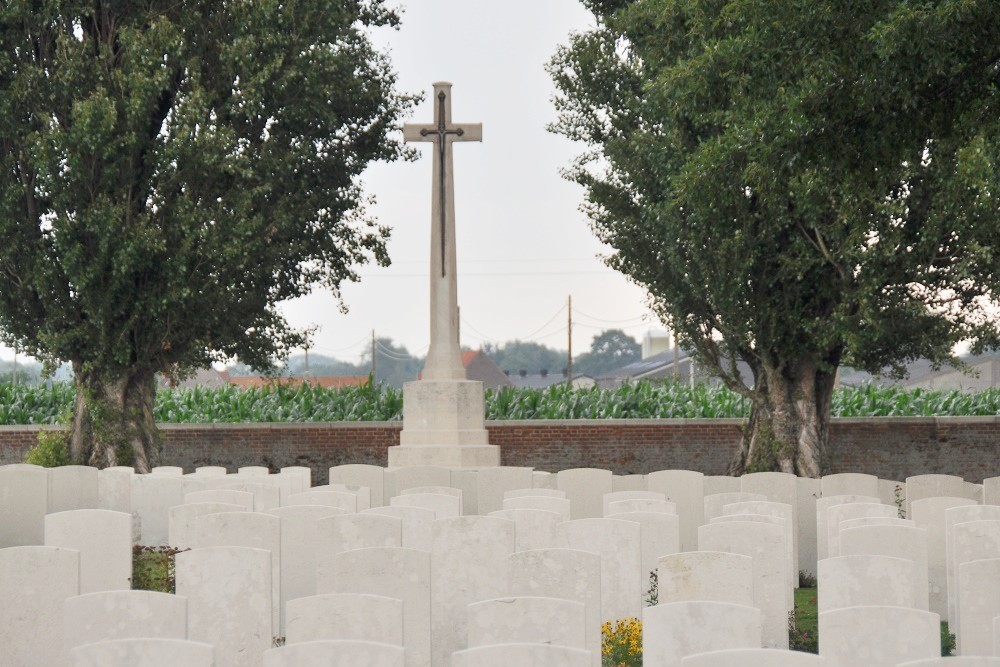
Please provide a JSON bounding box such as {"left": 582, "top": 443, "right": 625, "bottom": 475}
{"left": 573, "top": 328, "right": 641, "bottom": 376}
{"left": 550, "top": 0, "right": 1000, "bottom": 475}
{"left": 0, "top": 0, "right": 416, "bottom": 468}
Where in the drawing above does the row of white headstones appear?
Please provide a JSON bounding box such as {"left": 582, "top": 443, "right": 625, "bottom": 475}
{"left": 1, "top": 464, "right": 1000, "bottom": 667}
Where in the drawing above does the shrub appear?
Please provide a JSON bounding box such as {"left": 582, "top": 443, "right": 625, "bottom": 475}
{"left": 132, "top": 546, "right": 186, "bottom": 593}
{"left": 602, "top": 617, "right": 642, "bottom": 667}
{"left": 23, "top": 429, "right": 69, "bottom": 467}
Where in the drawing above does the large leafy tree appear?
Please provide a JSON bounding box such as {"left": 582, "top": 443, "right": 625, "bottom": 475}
{"left": 573, "top": 328, "right": 641, "bottom": 376}
{"left": 0, "top": 0, "right": 415, "bottom": 470}
{"left": 550, "top": 0, "right": 1000, "bottom": 475}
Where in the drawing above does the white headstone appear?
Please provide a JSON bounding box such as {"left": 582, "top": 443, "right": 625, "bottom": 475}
{"left": 505, "top": 487, "right": 565, "bottom": 499}
{"left": 657, "top": 551, "right": 754, "bottom": 607}
{"left": 98, "top": 467, "right": 134, "bottom": 513}
{"left": 267, "top": 504, "right": 345, "bottom": 632}
{"left": 797, "top": 476, "right": 821, "bottom": 576}
{"left": 648, "top": 470, "right": 705, "bottom": 552}
{"left": 740, "top": 472, "right": 799, "bottom": 585}
{"left": 280, "top": 466, "right": 312, "bottom": 493}
{"left": 45, "top": 509, "right": 131, "bottom": 593}
{"left": 63, "top": 590, "right": 187, "bottom": 658}
{"left": 176, "top": 546, "right": 272, "bottom": 667}
{"left": 602, "top": 490, "right": 666, "bottom": 517}
{"left": 952, "top": 519, "right": 1000, "bottom": 642}
{"left": 911, "top": 496, "right": 979, "bottom": 617}
{"left": 556, "top": 518, "right": 642, "bottom": 621}
{"left": 488, "top": 508, "right": 562, "bottom": 552}
{"left": 557, "top": 468, "right": 613, "bottom": 519}
{"left": 826, "top": 502, "right": 897, "bottom": 558}
{"left": 957, "top": 558, "right": 1000, "bottom": 656}
{"left": 431, "top": 516, "right": 515, "bottom": 666}
{"left": 0, "top": 465, "right": 48, "bottom": 547}
{"left": 237, "top": 466, "right": 270, "bottom": 477}
{"left": 387, "top": 465, "right": 451, "bottom": 499}
{"left": 507, "top": 549, "right": 602, "bottom": 667}
{"left": 184, "top": 488, "right": 255, "bottom": 511}
{"left": 944, "top": 505, "right": 1000, "bottom": 627}
{"left": 608, "top": 498, "right": 677, "bottom": 515}
{"left": 818, "top": 606, "right": 939, "bottom": 667}
{"left": 614, "top": 511, "right": 681, "bottom": 587}
{"left": 879, "top": 478, "right": 904, "bottom": 507}
{"left": 451, "top": 644, "right": 590, "bottom": 667}
{"left": 839, "top": 523, "right": 929, "bottom": 610}
{"left": 152, "top": 466, "right": 184, "bottom": 476}
{"left": 391, "top": 491, "right": 461, "bottom": 518}
{"left": 643, "top": 601, "right": 762, "bottom": 666}
{"left": 285, "top": 593, "right": 403, "bottom": 646}
{"left": 449, "top": 470, "right": 479, "bottom": 515}
{"left": 133, "top": 474, "right": 186, "bottom": 546}
{"left": 502, "top": 494, "right": 571, "bottom": 520}
{"left": 0, "top": 545, "right": 79, "bottom": 667}
{"left": 321, "top": 483, "right": 371, "bottom": 510}
{"left": 681, "top": 648, "right": 828, "bottom": 665}
{"left": 324, "top": 547, "right": 431, "bottom": 667}
{"left": 907, "top": 474, "right": 976, "bottom": 516}
{"left": 704, "top": 492, "right": 766, "bottom": 523}
{"left": 317, "top": 513, "right": 402, "bottom": 564}
{"left": 533, "top": 470, "right": 557, "bottom": 490}
{"left": 984, "top": 477, "right": 1000, "bottom": 506}
{"left": 817, "top": 554, "right": 918, "bottom": 612}
{"left": 329, "top": 464, "right": 385, "bottom": 507}
{"left": 821, "top": 473, "right": 879, "bottom": 498}
{"left": 467, "top": 596, "right": 587, "bottom": 649}
{"left": 364, "top": 505, "right": 435, "bottom": 551}
{"left": 69, "top": 638, "right": 214, "bottom": 667}
{"left": 815, "top": 494, "right": 881, "bottom": 561}
{"left": 896, "top": 659, "right": 1000, "bottom": 667}
{"left": 49, "top": 465, "right": 100, "bottom": 512}
{"left": 698, "top": 520, "right": 790, "bottom": 648}
{"left": 613, "top": 474, "right": 648, "bottom": 492}
{"left": 263, "top": 639, "right": 404, "bottom": 667}
{"left": 193, "top": 465, "right": 229, "bottom": 477}
{"left": 207, "top": 479, "right": 280, "bottom": 511}
{"left": 703, "top": 475, "right": 741, "bottom": 495}
{"left": 192, "top": 512, "right": 281, "bottom": 633}
{"left": 168, "top": 502, "right": 246, "bottom": 550}
{"left": 286, "top": 489, "right": 357, "bottom": 512}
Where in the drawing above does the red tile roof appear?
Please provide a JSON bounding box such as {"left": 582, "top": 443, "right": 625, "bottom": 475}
{"left": 229, "top": 376, "right": 369, "bottom": 389}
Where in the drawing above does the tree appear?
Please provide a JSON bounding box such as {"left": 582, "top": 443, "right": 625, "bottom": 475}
{"left": 0, "top": 1, "right": 415, "bottom": 470}
{"left": 550, "top": 0, "right": 1000, "bottom": 475}
{"left": 573, "top": 328, "right": 640, "bottom": 377}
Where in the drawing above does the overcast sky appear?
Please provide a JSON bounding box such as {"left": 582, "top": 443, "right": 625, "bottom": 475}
{"left": 0, "top": 0, "right": 664, "bottom": 365}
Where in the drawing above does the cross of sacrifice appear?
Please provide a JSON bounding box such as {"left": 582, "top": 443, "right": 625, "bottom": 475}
{"left": 402, "top": 83, "right": 482, "bottom": 381}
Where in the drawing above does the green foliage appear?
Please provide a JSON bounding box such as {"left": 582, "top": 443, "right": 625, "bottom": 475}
{"left": 482, "top": 340, "right": 567, "bottom": 376}
{"left": 601, "top": 618, "right": 642, "bottom": 667}
{"left": 9, "top": 380, "right": 1000, "bottom": 424}
{"left": 0, "top": 0, "right": 416, "bottom": 464}
{"left": 573, "top": 329, "right": 642, "bottom": 377}
{"left": 941, "top": 622, "right": 956, "bottom": 657}
{"left": 23, "top": 429, "right": 70, "bottom": 467}
{"left": 131, "top": 546, "right": 185, "bottom": 594}
{"left": 549, "top": 0, "right": 1000, "bottom": 469}
{"left": 790, "top": 589, "right": 819, "bottom": 654}
{"left": 643, "top": 570, "right": 657, "bottom": 607}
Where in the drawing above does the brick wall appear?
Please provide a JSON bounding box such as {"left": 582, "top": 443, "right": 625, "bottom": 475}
{"left": 1, "top": 417, "right": 998, "bottom": 483}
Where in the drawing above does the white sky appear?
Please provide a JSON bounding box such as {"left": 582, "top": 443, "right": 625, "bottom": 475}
{"left": 0, "top": 0, "right": 663, "bottom": 365}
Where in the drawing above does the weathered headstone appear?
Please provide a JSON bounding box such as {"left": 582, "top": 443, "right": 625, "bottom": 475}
{"left": 839, "top": 523, "right": 929, "bottom": 610}
{"left": 45, "top": 509, "right": 131, "bottom": 593}
{"left": 69, "top": 638, "right": 214, "bottom": 667}
{"left": 176, "top": 546, "right": 272, "bottom": 667}
{"left": 648, "top": 470, "right": 705, "bottom": 552}
{"left": 97, "top": 467, "right": 134, "bottom": 513}
{"left": 0, "top": 545, "right": 80, "bottom": 667}
{"left": 63, "top": 590, "right": 187, "bottom": 658}
{"left": 643, "top": 601, "right": 762, "bottom": 666}
{"left": 286, "top": 489, "right": 358, "bottom": 512}
{"left": 507, "top": 548, "right": 602, "bottom": 667}
{"left": 364, "top": 505, "right": 436, "bottom": 551}
{"left": 704, "top": 492, "right": 766, "bottom": 523}
{"left": 818, "top": 606, "right": 939, "bottom": 667}
{"left": 680, "top": 648, "right": 829, "bottom": 665}
{"left": 602, "top": 490, "right": 666, "bottom": 517}
{"left": 656, "top": 551, "right": 754, "bottom": 607}
{"left": 815, "top": 494, "right": 881, "bottom": 561}
{"left": 168, "top": 502, "right": 246, "bottom": 550}
{"left": 817, "top": 554, "right": 918, "bottom": 612}
{"left": 911, "top": 496, "right": 978, "bottom": 617}
{"left": 0, "top": 464, "right": 48, "bottom": 547}
{"left": 263, "top": 639, "right": 405, "bottom": 667}
{"left": 502, "top": 494, "right": 571, "bottom": 520}
{"left": 49, "top": 465, "right": 100, "bottom": 512}
{"left": 797, "top": 476, "right": 821, "bottom": 576}
{"left": 467, "top": 596, "right": 587, "bottom": 649}
{"left": 285, "top": 593, "right": 403, "bottom": 646}
{"left": 133, "top": 474, "right": 186, "bottom": 546}
{"left": 556, "top": 518, "right": 643, "bottom": 621}
{"left": 821, "top": 473, "right": 879, "bottom": 498}
{"left": 613, "top": 510, "right": 681, "bottom": 585}
{"left": 957, "top": 557, "right": 1000, "bottom": 656}
{"left": 391, "top": 491, "right": 461, "bottom": 518}
{"left": 488, "top": 508, "right": 562, "bottom": 552}
{"left": 825, "top": 502, "right": 897, "bottom": 558}
{"left": 325, "top": 547, "right": 431, "bottom": 667}
{"left": 451, "top": 644, "right": 590, "bottom": 667}
{"left": 557, "top": 468, "right": 613, "bottom": 519}
{"left": 329, "top": 464, "right": 385, "bottom": 507}
{"left": 184, "top": 488, "right": 255, "bottom": 511}
{"left": 944, "top": 505, "right": 1000, "bottom": 627}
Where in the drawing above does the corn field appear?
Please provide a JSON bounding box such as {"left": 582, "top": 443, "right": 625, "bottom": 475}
{"left": 2, "top": 381, "right": 1000, "bottom": 425}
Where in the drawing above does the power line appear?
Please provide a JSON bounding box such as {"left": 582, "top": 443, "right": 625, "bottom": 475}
{"left": 571, "top": 307, "right": 648, "bottom": 325}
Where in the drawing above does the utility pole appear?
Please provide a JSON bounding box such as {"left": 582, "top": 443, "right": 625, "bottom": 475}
{"left": 371, "top": 329, "right": 376, "bottom": 381}
{"left": 303, "top": 344, "right": 310, "bottom": 378}
{"left": 673, "top": 328, "right": 681, "bottom": 382}
{"left": 11, "top": 347, "right": 17, "bottom": 386}
{"left": 567, "top": 295, "right": 573, "bottom": 385}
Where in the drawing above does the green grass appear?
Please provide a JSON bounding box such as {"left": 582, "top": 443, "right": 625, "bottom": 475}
{"left": 7, "top": 380, "right": 1000, "bottom": 425}
{"left": 131, "top": 546, "right": 184, "bottom": 594}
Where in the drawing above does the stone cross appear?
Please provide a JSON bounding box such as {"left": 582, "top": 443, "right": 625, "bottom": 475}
{"left": 403, "top": 82, "right": 482, "bottom": 381}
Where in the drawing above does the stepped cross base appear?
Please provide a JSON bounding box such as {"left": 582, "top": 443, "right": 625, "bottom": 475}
{"left": 388, "top": 379, "right": 500, "bottom": 469}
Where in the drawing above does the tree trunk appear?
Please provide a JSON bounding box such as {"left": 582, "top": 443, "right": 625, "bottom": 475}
{"left": 69, "top": 365, "right": 161, "bottom": 473}
{"left": 728, "top": 357, "right": 838, "bottom": 477}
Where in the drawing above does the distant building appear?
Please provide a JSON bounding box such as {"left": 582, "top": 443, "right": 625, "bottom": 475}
{"left": 505, "top": 368, "right": 595, "bottom": 390}
{"left": 838, "top": 352, "right": 1000, "bottom": 391}
{"left": 462, "top": 350, "right": 514, "bottom": 390}
{"left": 596, "top": 347, "right": 754, "bottom": 389}
{"left": 228, "top": 375, "right": 370, "bottom": 389}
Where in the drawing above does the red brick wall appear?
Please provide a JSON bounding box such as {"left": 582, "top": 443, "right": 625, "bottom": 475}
{"left": 2, "top": 417, "right": 998, "bottom": 483}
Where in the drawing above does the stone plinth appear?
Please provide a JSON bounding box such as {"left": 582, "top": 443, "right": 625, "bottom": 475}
{"left": 389, "top": 380, "right": 499, "bottom": 468}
